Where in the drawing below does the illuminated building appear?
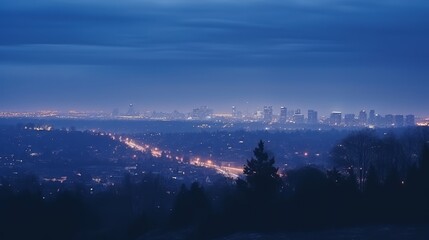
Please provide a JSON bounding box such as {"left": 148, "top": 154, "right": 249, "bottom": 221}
{"left": 293, "top": 109, "right": 304, "bottom": 124}
{"left": 192, "top": 106, "right": 213, "bottom": 120}
{"left": 368, "top": 110, "right": 376, "bottom": 125}
{"left": 405, "top": 115, "right": 415, "bottom": 126}
{"left": 279, "top": 107, "right": 287, "bottom": 124}
{"left": 394, "top": 115, "right": 404, "bottom": 127}
{"left": 255, "top": 110, "right": 263, "bottom": 119}
{"left": 232, "top": 106, "right": 238, "bottom": 118}
{"left": 293, "top": 114, "right": 305, "bottom": 124}
{"left": 127, "top": 104, "right": 137, "bottom": 116}
{"left": 375, "top": 114, "right": 384, "bottom": 127}
{"left": 307, "top": 110, "right": 318, "bottom": 125}
{"left": 358, "top": 110, "right": 367, "bottom": 126}
{"left": 330, "top": 111, "right": 342, "bottom": 126}
{"left": 344, "top": 114, "right": 356, "bottom": 127}
{"left": 385, "top": 114, "right": 394, "bottom": 126}
{"left": 263, "top": 106, "right": 273, "bottom": 123}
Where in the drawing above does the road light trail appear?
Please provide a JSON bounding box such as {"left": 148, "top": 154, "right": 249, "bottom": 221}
{"left": 110, "top": 133, "right": 241, "bottom": 179}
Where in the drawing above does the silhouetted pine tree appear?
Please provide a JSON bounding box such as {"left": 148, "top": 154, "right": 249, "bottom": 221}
{"left": 243, "top": 140, "right": 281, "bottom": 195}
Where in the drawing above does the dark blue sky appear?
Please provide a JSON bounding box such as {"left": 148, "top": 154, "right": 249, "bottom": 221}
{"left": 1, "top": 0, "right": 428, "bottom": 116}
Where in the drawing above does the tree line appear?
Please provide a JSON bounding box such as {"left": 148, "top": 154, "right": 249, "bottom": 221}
{"left": 1, "top": 128, "right": 429, "bottom": 239}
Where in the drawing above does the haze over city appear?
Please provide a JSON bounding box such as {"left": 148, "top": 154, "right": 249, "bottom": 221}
{"left": 2, "top": 1, "right": 429, "bottom": 240}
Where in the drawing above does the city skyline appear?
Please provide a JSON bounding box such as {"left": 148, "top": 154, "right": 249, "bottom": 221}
{"left": 1, "top": 1, "right": 429, "bottom": 238}
{"left": 0, "top": 105, "right": 424, "bottom": 118}
{"left": 1, "top": 105, "right": 424, "bottom": 127}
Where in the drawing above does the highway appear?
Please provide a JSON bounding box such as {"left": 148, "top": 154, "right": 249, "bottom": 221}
{"left": 109, "top": 133, "right": 242, "bottom": 179}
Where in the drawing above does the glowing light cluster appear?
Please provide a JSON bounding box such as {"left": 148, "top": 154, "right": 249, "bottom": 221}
{"left": 112, "top": 133, "right": 241, "bottom": 179}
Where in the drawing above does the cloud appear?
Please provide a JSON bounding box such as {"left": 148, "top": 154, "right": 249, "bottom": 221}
{"left": 0, "top": 0, "right": 428, "bottom": 67}
{"left": 1, "top": 0, "right": 428, "bottom": 114}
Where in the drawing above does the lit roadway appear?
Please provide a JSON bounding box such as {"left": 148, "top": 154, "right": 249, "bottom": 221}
{"left": 108, "top": 133, "right": 242, "bottom": 179}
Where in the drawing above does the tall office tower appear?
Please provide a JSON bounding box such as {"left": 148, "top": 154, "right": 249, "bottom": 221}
{"left": 405, "top": 115, "right": 415, "bottom": 126}
{"left": 263, "top": 106, "right": 273, "bottom": 123}
{"left": 358, "top": 110, "right": 367, "bottom": 126}
{"left": 385, "top": 114, "right": 394, "bottom": 126}
{"left": 192, "top": 106, "right": 213, "bottom": 120}
{"left": 127, "top": 104, "right": 136, "bottom": 116}
{"left": 232, "top": 106, "right": 238, "bottom": 118}
{"left": 255, "top": 110, "right": 263, "bottom": 119}
{"left": 344, "top": 114, "right": 356, "bottom": 127}
{"left": 330, "top": 111, "right": 342, "bottom": 126}
{"left": 375, "top": 114, "right": 384, "bottom": 127}
{"left": 368, "top": 110, "right": 376, "bottom": 125}
{"left": 279, "top": 107, "right": 287, "bottom": 124}
{"left": 307, "top": 110, "right": 318, "bottom": 125}
{"left": 293, "top": 113, "right": 305, "bottom": 124}
{"left": 288, "top": 110, "right": 295, "bottom": 120}
{"left": 394, "top": 115, "right": 404, "bottom": 127}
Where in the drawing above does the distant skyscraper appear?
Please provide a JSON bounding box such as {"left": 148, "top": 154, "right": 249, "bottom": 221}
{"left": 385, "top": 114, "right": 394, "bottom": 126}
{"left": 127, "top": 104, "right": 136, "bottom": 116}
{"left": 255, "top": 110, "right": 263, "bottom": 119}
{"left": 358, "top": 110, "right": 367, "bottom": 126}
{"left": 330, "top": 112, "right": 342, "bottom": 126}
{"left": 287, "top": 110, "right": 295, "bottom": 120}
{"left": 394, "top": 115, "right": 404, "bottom": 127}
{"left": 263, "top": 106, "right": 273, "bottom": 123}
{"left": 293, "top": 113, "right": 305, "bottom": 124}
{"left": 192, "top": 106, "right": 213, "bottom": 120}
{"left": 405, "top": 115, "right": 415, "bottom": 126}
{"left": 279, "top": 107, "right": 287, "bottom": 124}
{"left": 375, "top": 114, "right": 384, "bottom": 127}
{"left": 232, "top": 106, "right": 238, "bottom": 118}
{"left": 307, "top": 110, "right": 318, "bottom": 125}
{"left": 368, "top": 110, "right": 376, "bottom": 125}
{"left": 344, "top": 114, "right": 356, "bottom": 127}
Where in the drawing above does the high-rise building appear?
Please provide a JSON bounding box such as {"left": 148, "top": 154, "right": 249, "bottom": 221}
{"left": 232, "top": 106, "right": 238, "bottom": 118}
{"left": 375, "top": 114, "right": 384, "bottom": 127}
{"left": 288, "top": 110, "right": 295, "bottom": 120}
{"left": 263, "top": 106, "right": 273, "bottom": 123}
{"left": 293, "top": 113, "right": 305, "bottom": 124}
{"left": 385, "top": 114, "right": 394, "bottom": 126}
{"left": 358, "top": 110, "right": 367, "bottom": 126}
{"left": 127, "top": 104, "right": 137, "bottom": 116}
{"left": 279, "top": 107, "right": 287, "bottom": 124}
{"left": 368, "top": 110, "right": 376, "bottom": 125}
{"left": 307, "top": 110, "right": 318, "bottom": 125}
{"left": 394, "top": 115, "right": 404, "bottom": 127}
{"left": 255, "top": 110, "right": 263, "bottom": 119}
{"left": 405, "top": 115, "right": 415, "bottom": 126}
{"left": 192, "top": 106, "right": 213, "bottom": 120}
{"left": 292, "top": 109, "right": 304, "bottom": 124}
{"left": 344, "top": 114, "right": 356, "bottom": 127}
{"left": 330, "top": 112, "right": 342, "bottom": 126}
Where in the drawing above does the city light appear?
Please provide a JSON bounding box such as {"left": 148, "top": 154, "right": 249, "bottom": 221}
{"left": 116, "top": 133, "right": 241, "bottom": 179}
{"left": 0, "top": 107, "right": 422, "bottom": 129}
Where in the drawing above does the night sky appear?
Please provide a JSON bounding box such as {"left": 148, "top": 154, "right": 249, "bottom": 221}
{"left": 1, "top": 0, "right": 428, "bottom": 116}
